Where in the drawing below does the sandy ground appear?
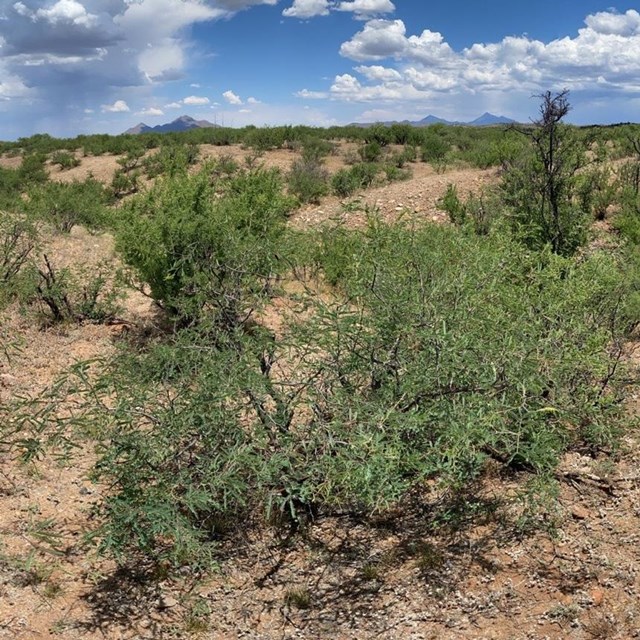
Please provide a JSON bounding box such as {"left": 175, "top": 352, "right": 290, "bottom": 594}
{"left": 0, "top": 144, "right": 638, "bottom": 639}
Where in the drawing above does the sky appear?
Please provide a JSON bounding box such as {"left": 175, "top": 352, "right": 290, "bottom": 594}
{"left": 1, "top": 0, "right": 640, "bottom": 139}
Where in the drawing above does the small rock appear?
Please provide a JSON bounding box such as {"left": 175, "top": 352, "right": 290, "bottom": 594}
{"left": 158, "top": 595, "right": 179, "bottom": 609}
{"left": 591, "top": 589, "right": 604, "bottom": 606}
{"left": 0, "top": 373, "right": 18, "bottom": 387}
{"left": 571, "top": 505, "right": 591, "bottom": 520}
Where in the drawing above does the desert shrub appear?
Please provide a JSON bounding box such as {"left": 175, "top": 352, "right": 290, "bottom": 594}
{"left": 244, "top": 127, "right": 287, "bottom": 152}
{"left": 33, "top": 256, "right": 121, "bottom": 324}
{"left": 383, "top": 164, "right": 411, "bottom": 183}
{"left": 288, "top": 158, "right": 329, "bottom": 204}
{"left": 331, "top": 163, "right": 379, "bottom": 197}
{"left": 0, "top": 211, "right": 37, "bottom": 306}
{"left": 332, "top": 168, "right": 359, "bottom": 198}
{"left": 116, "top": 148, "right": 145, "bottom": 173}
{"left": 359, "top": 142, "right": 382, "bottom": 163}
{"left": 26, "top": 178, "right": 110, "bottom": 232}
{"left": 501, "top": 91, "right": 588, "bottom": 256}
{"left": 350, "top": 162, "right": 379, "bottom": 188}
{"left": 363, "top": 124, "right": 392, "bottom": 147}
{"left": 420, "top": 133, "right": 450, "bottom": 163}
{"left": 142, "top": 144, "right": 199, "bottom": 178}
{"left": 437, "top": 184, "right": 497, "bottom": 235}
{"left": 50, "top": 151, "right": 80, "bottom": 170}
{"left": 389, "top": 123, "right": 413, "bottom": 145}
{"left": 301, "top": 137, "right": 335, "bottom": 163}
{"left": 18, "top": 153, "right": 48, "bottom": 186}
{"left": 47, "top": 219, "right": 636, "bottom": 567}
{"left": 0, "top": 167, "right": 23, "bottom": 211}
{"left": 438, "top": 183, "right": 466, "bottom": 226}
{"left": 577, "top": 165, "right": 616, "bottom": 220}
{"left": 115, "top": 166, "right": 294, "bottom": 328}
{"left": 208, "top": 153, "right": 239, "bottom": 178}
{"left": 111, "top": 169, "right": 140, "bottom": 199}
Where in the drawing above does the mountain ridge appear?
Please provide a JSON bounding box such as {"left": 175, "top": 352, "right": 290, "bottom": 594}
{"left": 124, "top": 115, "right": 218, "bottom": 135}
{"left": 351, "top": 112, "right": 517, "bottom": 128}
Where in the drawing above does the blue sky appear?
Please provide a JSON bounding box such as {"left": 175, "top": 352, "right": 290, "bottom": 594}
{"left": 1, "top": 1, "right": 639, "bottom": 139}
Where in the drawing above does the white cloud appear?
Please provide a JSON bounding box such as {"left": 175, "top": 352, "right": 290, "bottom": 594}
{"left": 296, "top": 88, "right": 329, "bottom": 99}
{"left": 137, "top": 107, "right": 164, "bottom": 116}
{"left": 183, "top": 95, "right": 210, "bottom": 105}
{"left": 283, "top": 0, "right": 331, "bottom": 19}
{"left": 584, "top": 9, "right": 640, "bottom": 37}
{"left": 223, "top": 89, "right": 243, "bottom": 104}
{"left": 239, "top": 108, "right": 252, "bottom": 113}
{"left": 328, "top": 12, "right": 640, "bottom": 105}
{"left": 165, "top": 101, "right": 182, "bottom": 109}
{"left": 354, "top": 64, "right": 402, "bottom": 82}
{"left": 83, "top": 108, "right": 93, "bottom": 113}
{"left": 336, "top": 0, "right": 395, "bottom": 19}
{"left": 102, "top": 99, "right": 129, "bottom": 112}
{"left": 340, "top": 19, "right": 410, "bottom": 60}
{"left": 283, "top": 0, "right": 394, "bottom": 20}
{"left": 247, "top": 96, "right": 261, "bottom": 104}
{"left": 15, "top": 0, "right": 98, "bottom": 27}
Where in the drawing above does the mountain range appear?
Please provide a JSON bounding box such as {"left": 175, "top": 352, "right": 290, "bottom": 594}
{"left": 354, "top": 112, "right": 517, "bottom": 127}
{"left": 124, "top": 112, "right": 516, "bottom": 135}
{"left": 124, "top": 115, "right": 218, "bottom": 135}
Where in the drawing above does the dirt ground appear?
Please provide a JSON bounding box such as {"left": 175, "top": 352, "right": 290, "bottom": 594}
{"left": 1, "top": 144, "right": 639, "bottom": 639}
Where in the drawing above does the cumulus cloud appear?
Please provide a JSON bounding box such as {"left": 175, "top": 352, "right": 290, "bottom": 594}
{"left": 296, "top": 88, "right": 329, "bottom": 99}
{"left": 283, "top": 0, "right": 394, "bottom": 19}
{"left": 165, "top": 101, "right": 182, "bottom": 109}
{"left": 283, "top": 0, "right": 331, "bottom": 19}
{"left": 137, "top": 107, "right": 164, "bottom": 116}
{"left": 102, "top": 99, "right": 129, "bottom": 112}
{"left": 223, "top": 89, "right": 243, "bottom": 104}
{"left": 183, "top": 95, "right": 210, "bottom": 105}
{"left": 247, "top": 96, "right": 261, "bottom": 104}
{"left": 323, "top": 11, "right": 640, "bottom": 105}
{"left": 336, "top": 0, "right": 395, "bottom": 19}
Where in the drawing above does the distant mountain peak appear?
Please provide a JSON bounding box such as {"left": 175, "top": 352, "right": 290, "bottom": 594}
{"left": 124, "top": 114, "right": 218, "bottom": 135}
{"left": 351, "top": 112, "right": 517, "bottom": 128}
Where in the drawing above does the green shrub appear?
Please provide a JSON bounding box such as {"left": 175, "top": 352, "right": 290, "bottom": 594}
{"left": 53, "top": 220, "right": 636, "bottom": 567}
{"left": 18, "top": 154, "right": 48, "bottom": 186}
{"left": 288, "top": 158, "right": 329, "bottom": 204}
{"left": 26, "top": 178, "right": 110, "bottom": 233}
{"left": 332, "top": 163, "right": 379, "bottom": 197}
{"left": 115, "top": 166, "right": 294, "bottom": 328}
{"left": 383, "top": 164, "right": 411, "bottom": 183}
{"left": 438, "top": 183, "right": 466, "bottom": 226}
{"left": 301, "top": 138, "right": 335, "bottom": 163}
{"left": 111, "top": 169, "right": 140, "bottom": 199}
{"left": 33, "top": 256, "right": 121, "bottom": 324}
{"left": 501, "top": 92, "right": 588, "bottom": 256}
{"left": 359, "top": 142, "right": 382, "bottom": 163}
{"left": 577, "top": 165, "right": 616, "bottom": 220}
{"left": 332, "top": 168, "right": 359, "bottom": 198}
{"left": 0, "top": 211, "right": 37, "bottom": 307}
{"left": 363, "top": 124, "right": 391, "bottom": 147}
{"left": 420, "top": 133, "right": 449, "bottom": 163}
{"left": 143, "top": 144, "right": 199, "bottom": 179}
{"left": 50, "top": 151, "right": 80, "bottom": 171}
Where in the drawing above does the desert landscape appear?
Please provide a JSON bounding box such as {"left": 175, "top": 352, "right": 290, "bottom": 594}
{"left": 0, "top": 99, "right": 639, "bottom": 640}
